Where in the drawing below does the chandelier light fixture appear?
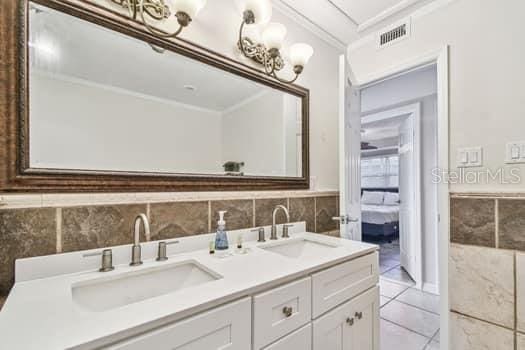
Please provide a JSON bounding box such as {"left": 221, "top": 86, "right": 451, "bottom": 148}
{"left": 111, "top": 0, "right": 207, "bottom": 38}
{"left": 236, "top": 0, "right": 314, "bottom": 84}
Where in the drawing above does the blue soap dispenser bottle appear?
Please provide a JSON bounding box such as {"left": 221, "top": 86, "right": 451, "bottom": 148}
{"left": 215, "top": 211, "right": 229, "bottom": 252}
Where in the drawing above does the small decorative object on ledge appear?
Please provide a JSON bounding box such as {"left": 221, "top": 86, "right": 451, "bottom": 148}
{"left": 236, "top": 0, "right": 314, "bottom": 84}
{"left": 223, "top": 161, "right": 245, "bottom": 176}
{"left": 111, "top": 0, "right": 207, "bottom": 38}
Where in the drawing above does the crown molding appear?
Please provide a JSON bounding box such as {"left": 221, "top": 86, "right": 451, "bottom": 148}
{"left": 272, "top": 0, "right": 347, "bottom": 52}
{"left": 357, "top": 0, "right": 421, "bottom": 33}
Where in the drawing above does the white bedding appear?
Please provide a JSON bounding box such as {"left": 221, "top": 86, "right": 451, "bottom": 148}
{"left": 361, "top": 204, "right": 399, "bottom": 225}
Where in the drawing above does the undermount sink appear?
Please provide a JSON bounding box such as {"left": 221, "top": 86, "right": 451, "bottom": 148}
{"left": 72, "top": 260, "right": 222, "bottom": 312}
{"left": 259, "top": 237, "right": 339, "bottom": 259}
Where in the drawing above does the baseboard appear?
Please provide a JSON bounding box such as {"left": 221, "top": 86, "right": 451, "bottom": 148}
{"left": 422, "top": 282, "right": 439, "bottom": 295}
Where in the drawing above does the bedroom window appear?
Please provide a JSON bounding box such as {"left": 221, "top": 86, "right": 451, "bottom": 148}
{"left": 361, "top": 155, "right": 399, "bottom": 188}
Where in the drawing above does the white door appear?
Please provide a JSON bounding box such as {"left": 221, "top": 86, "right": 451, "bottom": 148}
{"left": 337, "top": 55, "right": 361, "bottom": 240}
{"left": 398, "top": 116, "right": 419, "bottom": 283}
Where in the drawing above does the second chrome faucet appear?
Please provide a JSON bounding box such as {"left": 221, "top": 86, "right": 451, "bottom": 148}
{"left": 130, "top": 213, "right": 150, "bottom": 266}
{"left": 270, "top": 205, "right": 293, "bottom": 240}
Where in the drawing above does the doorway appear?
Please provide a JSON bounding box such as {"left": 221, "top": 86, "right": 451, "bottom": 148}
{"left": 360, "top": 103, "right": 423, "bottom": 290}
{"left": 338, "top": 47, "right": 449, "bottom": 349}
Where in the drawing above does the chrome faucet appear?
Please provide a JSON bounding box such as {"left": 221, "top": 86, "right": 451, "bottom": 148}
{"left": 130, "top": 213, "right": 150, "bottom": 266}
{"left": 271, "top": 205, "right": 292, "bottom": 240}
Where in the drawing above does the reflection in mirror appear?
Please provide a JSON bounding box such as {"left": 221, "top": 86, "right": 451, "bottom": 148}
{"left": 28, "top": 3, "right": 303, "bottom": 178}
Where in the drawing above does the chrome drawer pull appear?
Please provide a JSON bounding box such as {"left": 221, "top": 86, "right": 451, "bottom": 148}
{"left": 282, "top": 306, "right": 293, "bottom": 318}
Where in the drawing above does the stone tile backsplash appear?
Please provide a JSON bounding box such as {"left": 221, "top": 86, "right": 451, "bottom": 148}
{"left": 289, "top": 197, "right": 315, "bottom": 232}
{"left": 449, "top": 243, "right": 515, "bottom": 328}
{"left": 62, "top": 204, "right": 147, "bottom": 253}
{"left": 210, "top": 200, "right": 253, "bottom": 231}
{"left": 315, "top": 196, "right": 339, "bottom": 233}
{"left": 450, "top": 197, "right": 495, "bottom": 247}
{"left": 150, "top": 201, "right": 210, "bottom": 240}
{"left": 254, "top": 198, "right": 289, "bottom": 227}
{"left": 518, "top": 333, "right": 525, "bottom": 350}
{"left": 450, "top": 194, "right": 525, "bottom": 349}
{"left": 0, "top": 192, "right": 339, "bottom": 299}
{"left": 0, "top": 208, "right": 57, "bottom": 295}
{"left": 450, "top": 312, "right": 514, "bottom": 350}
{"left": 518, "top": 252, "right": 525, "bottom": 333}
{"left": 498, "top": 199, "right": 525, "bottom": 251}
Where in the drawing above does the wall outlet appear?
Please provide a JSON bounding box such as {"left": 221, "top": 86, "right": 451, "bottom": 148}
{"left": 457, "top": 147, "right": 483, "bottom": 168}
{"left": 505, "top": 142, "right": 525, "bottom": 164}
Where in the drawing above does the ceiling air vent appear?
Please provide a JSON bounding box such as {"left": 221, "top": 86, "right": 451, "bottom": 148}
{"left": 378, "top": 20, "right": 411, "bottom": 48}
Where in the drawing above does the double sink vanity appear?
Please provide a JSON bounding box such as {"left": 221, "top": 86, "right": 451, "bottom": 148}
{"left": 1, "top": 2, "right": 380, "bottom": 348}
{"left": 0, "top": 223, "right": 380, "bottom": 350}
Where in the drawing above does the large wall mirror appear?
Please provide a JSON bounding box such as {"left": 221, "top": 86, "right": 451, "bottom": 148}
{"left": 0, "top": 0, "right": 309, "bottom": 192}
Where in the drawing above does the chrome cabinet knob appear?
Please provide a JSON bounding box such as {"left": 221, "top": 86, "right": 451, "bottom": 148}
{"left": 355, "top": 311, "right": 363, "bottom": 320}
{"left": 346, "top": 317, "right": 354, "bottom": 326}
{"left": 282, "top": 306, "right": 293, "bottom": 318}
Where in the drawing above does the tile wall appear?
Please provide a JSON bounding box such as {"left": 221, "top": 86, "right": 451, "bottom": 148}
{"left": 0, "top": 191, "right": 339, "bottom": 304}
{"left": 450, "top": 193, "right": 525, "bottom": 349}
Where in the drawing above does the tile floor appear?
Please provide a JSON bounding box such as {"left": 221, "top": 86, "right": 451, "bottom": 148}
{"left": 373, "top": 238, "right": 441, "bottom": 350}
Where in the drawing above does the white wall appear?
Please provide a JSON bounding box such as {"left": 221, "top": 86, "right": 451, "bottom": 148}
{"left": 361, "top": 68, "right": 439, "bottom": 287}
{"left": 349, "top": 0, "right": 525, "bottom": 193}
{"left": 32, "top": 73, "right": 303, "bottom": 177}
{"left": 30, "top": 73, "right": 223, "bottom": 174}
{"left": 88, "top": 0, "right": 343, "bottom": 190}
{"left": 222, "top": 91, "right": 286, "bottom": 176}
{"left": 284, "top": 95, "right": 302, "bottom": 176}
{"left": 361, "top": 66, "right": 437, "bottom": 113}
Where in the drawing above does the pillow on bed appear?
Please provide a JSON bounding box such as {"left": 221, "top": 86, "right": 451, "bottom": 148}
{"left": 383, "top": 192, "right": 400, "bottom": 206}
{"left": 361, "top": 191, "right": 385, "bottom": 205}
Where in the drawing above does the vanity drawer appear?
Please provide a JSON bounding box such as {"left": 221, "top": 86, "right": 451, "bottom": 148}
{"left": 262, "top": 323, "right": 312, "bottom": 350}
{"left": 253, "top": 277, "right": 312, "bottom": 349}
{"left": 312, "top": 252, "right": 379, "bottom": 318}
{"left": 105, "top": 298, "right": 251, "bottom": 350}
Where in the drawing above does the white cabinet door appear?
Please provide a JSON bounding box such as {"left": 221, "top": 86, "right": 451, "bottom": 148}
{"left": 349, "top": 287, "right": 379, "bottom": 350}
{"left": 106, "top": 298, "right": 251, "bottom": 350}
{"left": 313, "top": 287, "right": 379, "bottom": 350}
{"left": 262, "top": 324, "right": 312, "bottom": 350}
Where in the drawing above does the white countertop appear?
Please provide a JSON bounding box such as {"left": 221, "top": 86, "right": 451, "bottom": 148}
{"left": 0, "top": 227, "right": 377, "bottom": 350}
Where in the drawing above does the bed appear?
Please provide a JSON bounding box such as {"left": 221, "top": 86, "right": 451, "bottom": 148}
{"left": 361, "top": 189, "right": 399, "bottom": 239}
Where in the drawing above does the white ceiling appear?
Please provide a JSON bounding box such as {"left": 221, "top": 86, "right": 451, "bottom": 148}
{"left": 362, "top": 119, "right": 402, "bottom": 142}
{"left": 28, "top": 0, "right": 438, "bottom": 107}
{"left": 29, "top": 5, "right": 273, "bottom": 113}
{"left": 329, "top": 0, "right": 406, "bottom": 24}
{"left": 275, "top": 0, "right": 434, "bottom": 47}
